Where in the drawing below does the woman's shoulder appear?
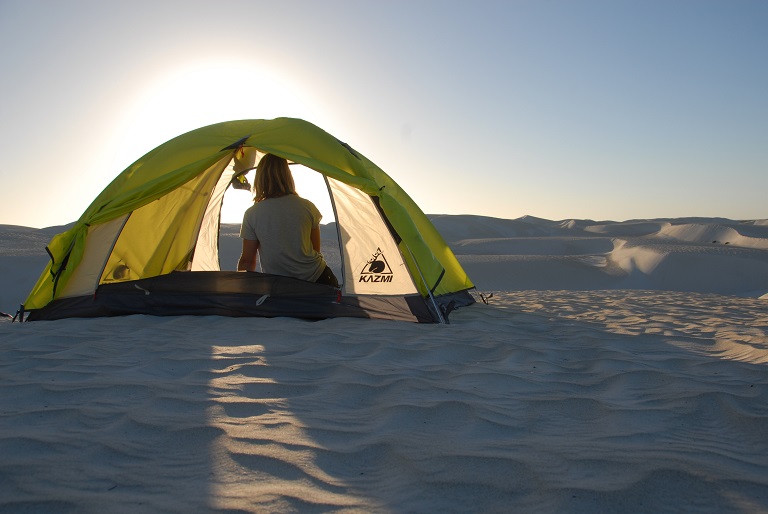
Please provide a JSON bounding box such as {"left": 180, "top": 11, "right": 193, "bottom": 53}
{"left": 295, "top": 196, "right": 321, "bottom": 220}
{"left": 257, "top": 194, "right": 316, "bottom": 210}
{"left": 295, "top": 195, "right": 317, "bottom": 207}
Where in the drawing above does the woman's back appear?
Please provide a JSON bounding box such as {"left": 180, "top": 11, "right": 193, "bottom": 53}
{"left": 241, "top": 194, "right": 326, "bottom": 282}
{"left": 238, "top": 153, "right": 338, "bottom": 287}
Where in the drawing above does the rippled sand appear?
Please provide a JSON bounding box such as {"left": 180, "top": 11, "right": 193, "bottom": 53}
{"left": 2, "top": 291, "right": 767, "bottom": 513}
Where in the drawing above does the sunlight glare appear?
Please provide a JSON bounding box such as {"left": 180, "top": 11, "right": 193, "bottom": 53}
{"left": 105, "top": 59, "right": 319, "bottom": 175}
{"left": 221, "top": 164, "right": 336, "bottom": 226}
{"left": 94, "top": 59, "right": 336, "bottom": 227}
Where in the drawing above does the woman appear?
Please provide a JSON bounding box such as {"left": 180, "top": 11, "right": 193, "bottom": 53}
{"left": 237, "top": 153, "right": 339, "bottom": 287}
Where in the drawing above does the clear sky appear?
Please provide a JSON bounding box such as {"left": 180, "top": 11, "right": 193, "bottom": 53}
{"left": 1, "top": 0, "right": 766, "bottom": 229}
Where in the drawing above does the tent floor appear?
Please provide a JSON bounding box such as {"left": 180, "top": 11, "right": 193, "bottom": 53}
{"left": 25, "top": 271, "right": 444, "bottom": 323}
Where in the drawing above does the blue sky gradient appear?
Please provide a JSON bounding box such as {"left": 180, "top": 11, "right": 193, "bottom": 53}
{"left": 1, "top": 0, "right": 766, "bottom": 228}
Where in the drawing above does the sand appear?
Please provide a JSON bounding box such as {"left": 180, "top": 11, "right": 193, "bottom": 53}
{"left": 1, "top": 215, "right": 767, "bottom": 513}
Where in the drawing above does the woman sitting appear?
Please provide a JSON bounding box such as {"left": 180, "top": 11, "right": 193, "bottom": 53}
{"left": 237, "top": 153, "right": 339, "bottom": 288}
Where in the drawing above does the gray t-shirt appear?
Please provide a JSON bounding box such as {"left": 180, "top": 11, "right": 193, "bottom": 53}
{"left": 240, "top": 195, "right": 327, "bottom": 282}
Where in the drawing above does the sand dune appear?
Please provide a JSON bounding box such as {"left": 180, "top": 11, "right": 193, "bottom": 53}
{"left": 432, "top": 215, "right": 768, "bottom": 298}
{"left": 1, "top": 215, "right": 767, "bottom": 512}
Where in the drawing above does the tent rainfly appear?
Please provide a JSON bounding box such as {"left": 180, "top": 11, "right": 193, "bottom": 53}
{"left": 20, "top": 118, "right": 475, "bottom": 323}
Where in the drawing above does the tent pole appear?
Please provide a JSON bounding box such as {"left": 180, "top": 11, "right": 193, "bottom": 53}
{"left": 323, "top": 175, "right": 346, "bottom": 287}
{"left": 404, "top": 244, "right": 446, "bottom": 324}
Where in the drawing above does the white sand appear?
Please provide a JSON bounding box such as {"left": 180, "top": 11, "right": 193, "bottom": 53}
{"left": 1, "top": 215, "right": 767, "bottom": 512}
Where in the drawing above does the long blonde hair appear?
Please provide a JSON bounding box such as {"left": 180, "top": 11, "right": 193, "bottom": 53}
{"left": 253, "top": 154, "right": 296, "bottom": 202}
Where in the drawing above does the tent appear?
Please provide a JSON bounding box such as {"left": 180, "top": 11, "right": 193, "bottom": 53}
{"left": 21, "top": 118, "right": 475, "bottom": 323}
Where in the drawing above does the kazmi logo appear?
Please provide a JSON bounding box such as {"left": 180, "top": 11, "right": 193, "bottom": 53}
{"left": 359, "top": 247, "right": 394, "bottom": 283}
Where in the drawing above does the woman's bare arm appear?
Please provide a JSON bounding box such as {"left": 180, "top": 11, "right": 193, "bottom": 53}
{"left": 237, "top": 239, "right": 260, "bottom": 271}
{"left": 310, "top": 225, "right": 321, "bottom": 253}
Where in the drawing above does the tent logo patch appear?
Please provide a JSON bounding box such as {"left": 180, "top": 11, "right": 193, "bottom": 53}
{"left": 359, "top": 248, "right": 394, "bottom": 283}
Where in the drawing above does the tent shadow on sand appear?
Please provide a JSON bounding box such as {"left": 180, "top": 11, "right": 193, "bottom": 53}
{"left": 2, "top": 253, "right": 768, "bottom": 510}
{"left": 4, "top": 291, "right": 765, "bottom": 511}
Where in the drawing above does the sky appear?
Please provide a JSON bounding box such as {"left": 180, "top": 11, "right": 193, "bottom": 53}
{"left": 0, "top": 0, "right": 766, "bottom": 229}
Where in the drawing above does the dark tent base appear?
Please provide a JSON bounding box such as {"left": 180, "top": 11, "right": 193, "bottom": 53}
{"left": 25, "top": 271, "right": 472, "bottom": 323}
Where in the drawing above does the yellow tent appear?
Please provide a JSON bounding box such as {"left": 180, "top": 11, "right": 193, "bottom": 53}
{"left": 23, "top": 118, "right": 474, "bottom": 323}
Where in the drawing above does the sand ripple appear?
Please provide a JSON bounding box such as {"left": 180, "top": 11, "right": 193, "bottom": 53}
{"left": 1, "top": 291, "right": 767, "bottom": 512}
